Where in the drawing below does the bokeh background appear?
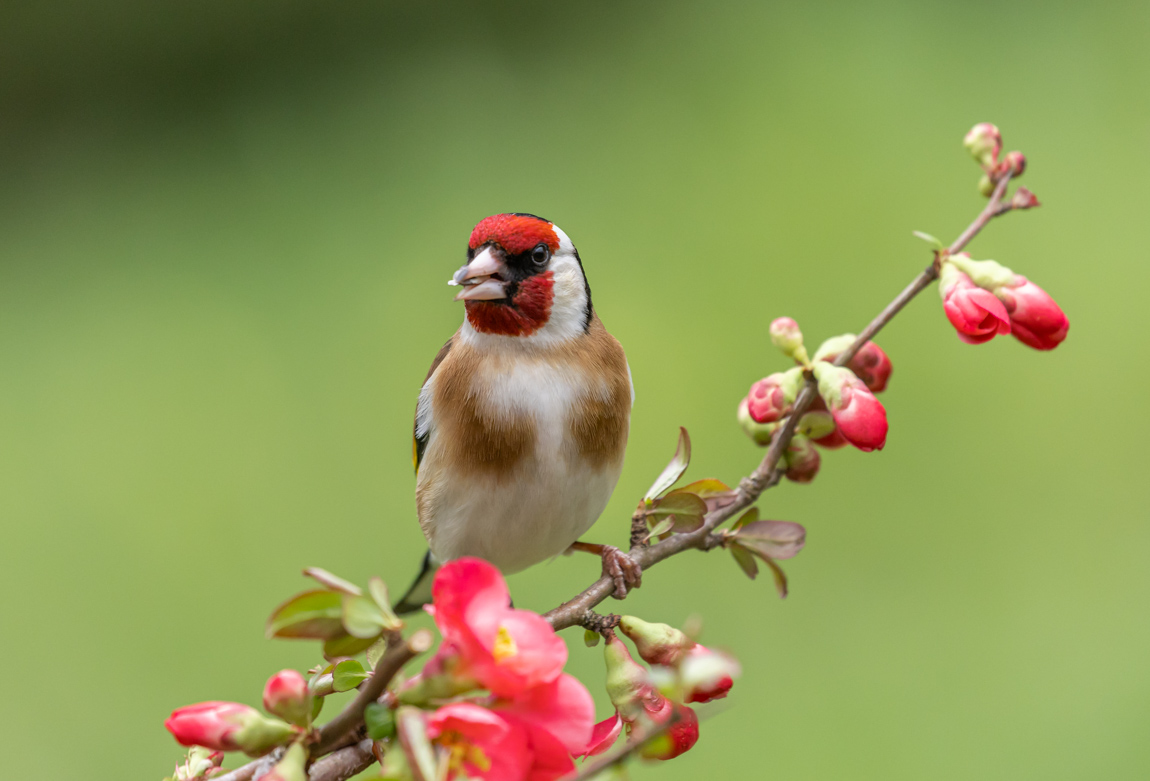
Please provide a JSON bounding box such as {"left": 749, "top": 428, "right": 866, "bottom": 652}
{"left": 3, "top": 1, "right": 1148, "bottom": 778}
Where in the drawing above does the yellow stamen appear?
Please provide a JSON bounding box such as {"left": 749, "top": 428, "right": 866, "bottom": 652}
{"left": 492, "top": 625, "right": 518, "bottom": 662}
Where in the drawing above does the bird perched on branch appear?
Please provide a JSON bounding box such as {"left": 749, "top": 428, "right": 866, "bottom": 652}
{"left": 395, "top": 213, "right": 639, "bottom": 612}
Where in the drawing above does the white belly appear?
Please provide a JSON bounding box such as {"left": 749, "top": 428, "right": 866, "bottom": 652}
{"left": 417, "top": 358, "right": 627, "bottom": 573}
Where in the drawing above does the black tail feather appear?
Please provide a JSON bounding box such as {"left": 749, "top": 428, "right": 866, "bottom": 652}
{"left": 394, "top": 550, "right": 437, "bottom": 614}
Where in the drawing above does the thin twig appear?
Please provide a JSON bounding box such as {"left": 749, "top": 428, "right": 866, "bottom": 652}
{"left": 309, "top": 739, "right": 377, "bottom": 781}
{"left": 313, "top": 629, "right": 433, "bottom": 755}
{"left": 544, "top": 172, "right": 1020, "bottom": 632}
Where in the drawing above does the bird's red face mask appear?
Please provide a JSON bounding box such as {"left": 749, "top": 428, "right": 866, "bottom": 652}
{"left": 451, "top": 214, "right": 562, "bottom": 337}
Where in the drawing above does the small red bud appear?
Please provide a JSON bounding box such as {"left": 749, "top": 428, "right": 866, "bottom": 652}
{"left": 638, "top": 705, "right": 700, "bottom": 761}
{"left": 745, "top": 368, "right": 803, "bottom": 424}
{"left": 998, "top": 276, "right": 1069, "bottom": 350}
{"left": 812, "top": 363, "right": 888, "bottom": 452}
{"left": 769, "top": 317, "right": 807, "bottom": 362}
{"left": 938, "top": 262, "right": 1011, "bottom": 345}
{"left": 999, "top": 150, "right": 1026, "bottom": 177}
{"left": 784, "top": 435, "right": 821, "bottom": 484}
{"left": 165, "top": 702, "right": 296, "bottom": 757}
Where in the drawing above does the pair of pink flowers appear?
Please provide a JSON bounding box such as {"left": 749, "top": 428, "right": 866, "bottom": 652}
{"left": 415, "top": 558, "right": 595, "bottom": 781}
{"left": 939, "top": 254, "right": 1068, "bottom": 350}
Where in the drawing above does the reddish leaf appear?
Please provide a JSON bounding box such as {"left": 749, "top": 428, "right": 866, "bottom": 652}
{"left": 735, "top": 520, "right": 807, "bottom": 559}
{"left": 647, "top": 490, "right": 708, "bottom": 532}
{"left": 763, "top": 557, "right": 789, "bottom": 598}
{"left": 730, "top": 543, "right": 759, "bottom": 580}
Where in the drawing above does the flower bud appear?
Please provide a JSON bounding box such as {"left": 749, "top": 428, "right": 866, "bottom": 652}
{"left": 737, "top": 396, "right": 777, "bottom": 446}
{"left": 813, "top": 334, "right": 891, "bottom": 393}
{"left": 938, "top": 262, "right": 1011, "bottom": 344}
{"left": 604, "top": 636, "right": 671, "bottom": 726}
{"left": 812, "top": 363, "right": 888, "bottom": 452}
{"left": 978, "top": 173, "right": 997, "bottom": 197}
{"left": 261, "top": 741, "right": 307, "bottom": 781}
{"left": 165, "top": 702, "right": 296, "bottom": 757}
{"left": 170, "top": 747, "right": 225, "bottom": 781}
{"left": 397, "top": 641, "right": 480, "bottom": 705}
{"left": 798, "top": 409, "right": 836, "bottom": 441}
{"left": 963, "top": 122, "right": 1001, "bottom": 168}
{"left": 769, "top": 317, "right": 809, "bottom": 364}
{"left": 263, "top": 670, "right": 312, "bottom": 728}
{"left": 999, "top": 150, "right": 1026, "bottom": 177}
{"left": 1010, "top": 186, "right": 1040, "bottom": 210}
{"left": 996, "top": 276, "right": 1069, "bottom": 350}
{"left": 745, "top": 367, "right": 803, "bottom": 424}
{"left": 680, "top": 645, "right": 739, "bottom": 703}
{"left": 618, "top": 616, "right": 695, "bottom": 667}
{"left": 638, "top": 705, "right": 699, "bottom": 761}
{"left": 784, "top": 434, "right": 821, "bottom": 483}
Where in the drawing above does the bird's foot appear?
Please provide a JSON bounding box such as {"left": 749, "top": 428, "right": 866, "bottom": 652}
{"left": 569, "top": 541, "right": 643, "bottom": 599}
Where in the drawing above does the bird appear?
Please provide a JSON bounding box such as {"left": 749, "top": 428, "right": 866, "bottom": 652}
{"left": 395, "top": 213, "right": 639, "bottom": 613}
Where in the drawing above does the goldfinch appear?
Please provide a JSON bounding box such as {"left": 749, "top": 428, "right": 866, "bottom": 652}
{"left": 395, "top": 213, "right": 639, "bottom": 612}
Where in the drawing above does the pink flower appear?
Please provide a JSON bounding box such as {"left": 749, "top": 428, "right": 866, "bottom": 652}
{"left": 813, "top": 363, "right": 888, "bottom": 452}
{"left": 583, "top": 714, "right": 623, "bottom": 757}
{"left": 940, "top": 264, "right": 1011, "bottom": 344}
{"left": 426, "top": 701, "right": 584, "bottom": 781}
{"left": 427, "top": 703, "right": 533, "bottom": 781}
{"left": 998, "top": 276, "right": 1069, "bottom": 350}
{"left": 494, "top": 673, "right": 595, "bottom": 756}
{"left": 638, "top": 705, "right": 700, "bottom": 761}
{"left": 430, "top": 558, "right": 567, "bottom": 697}
{"left": 164, "top": 702, "right": 295, "bottom": 756}
{"left": 262, "top": 670, "right": 311, "bottom": 727}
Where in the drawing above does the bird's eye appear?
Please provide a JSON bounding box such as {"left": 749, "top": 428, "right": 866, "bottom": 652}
{"left": 530, "top": 244, "right": 550, "bottom": 266}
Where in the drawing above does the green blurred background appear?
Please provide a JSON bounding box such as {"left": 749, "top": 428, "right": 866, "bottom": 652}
{"left": 2, "top": 1, "right": 1147, "bottom": 778}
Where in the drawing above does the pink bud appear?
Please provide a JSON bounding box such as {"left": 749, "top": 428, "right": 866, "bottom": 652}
{"left": 263, "top": 670, "right": 312, "bottom": 727}
{"left": 165, "top": 702, "right": 295, "bottom": 756}
{"left": 1011, "top": 187, "right": 1040, "bottom": 210}
{"left": 604, "top": 635, "right": 660, "bottom": 724}
{"left": 806, "top": 398, "right": 848, "bottom": 449}
{"left": 998, "top": 276, "right": 1069, "bottom": 350}
{"left": 746, "top": 369, "right": 802, "bottom": 424}
{"left": 939, "top": 263, "right": 1011, "bottom": 344}
{"left": 999, "top": 150, "right": 1026, "bottom": 177}
{"left": 813, "top": 363, "right": 888, "bottom": 452}
{"left": 769, "top": 317, "right": 806, "bottom": 361}
{"left": 784, "top": 435, "right": 821, "bottom": 484}
{"left": 638, "top": 705, "right": 699, "bottom": 761}
{"left": 815, "top": 340, "right": 892, "bottom": 394}
{"left": 964, "top": 123, "right": 1002, "bottom": 168}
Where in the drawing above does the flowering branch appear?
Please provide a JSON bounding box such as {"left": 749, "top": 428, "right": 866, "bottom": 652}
{"left": 544, "top": 168, "right": 1019, "bottom": 634}
{"left": 160, "top": 124, "right": 1066, "bottom": 781}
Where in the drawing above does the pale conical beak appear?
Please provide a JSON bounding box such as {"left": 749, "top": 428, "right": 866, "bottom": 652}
{"left": 448, "top": 247, "right": 509, "bottom": 301}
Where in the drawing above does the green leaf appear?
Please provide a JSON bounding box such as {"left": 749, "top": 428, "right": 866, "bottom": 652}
{"left": 366, "top": 636, "right": 390, "bottom": 669}
{"left": 310, "top": 695, "right": 324, "bottom": 722}
{"left": 266, "top": 590, "right": 345, "bottom": 640}
{"left": 763, "top": 557, "right": 789, "bottom": 598}
{"left": 731, "top": 506, "right": 759, "bottom": 531}
{"left": 584, "top": 629, "right": 601, "bottom": 647}
{"left": 342, "top": 594, "right": 390, "bottom": 639}
{"left": 367, "top": 577, "right": 403, "bottom": 630}
{"left": 646, "top": 490, "right": 708, "bottom": 532}
{"left": 365, "top": 703, "right": 397, "bottom": 741}
{"left": 303, "top": 567, "right": 363, "bottom": 596}
{"left": 912, "top": 230, "right": 945, "bottom": 250}
{"left": 332, "top": 659, "right": 370, "bottom": 692}
{"left": 644, "top": 427, "right": 691, "bottom": 502}
{"left": 730, "top": 543, "right": 759, "bottom": 580}
{"left": 643, "top": 517, "right": 675, "bottom": 542}
{"left": 735, "top": 520, "right": 806, "bottom": 559}
{"left": 322, "top": 633, "right": 377, "bottom": 660}
{"left": 677, "top": 478, "right": 731, "bottom": 498}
